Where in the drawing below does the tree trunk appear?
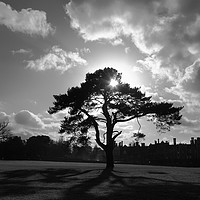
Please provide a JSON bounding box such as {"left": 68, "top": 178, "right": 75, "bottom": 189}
{"left": 105, "top": 146, "right": 114, "bottom": 170}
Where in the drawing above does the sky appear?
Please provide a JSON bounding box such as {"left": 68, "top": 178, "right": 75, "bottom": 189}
{"left": 0, "top": 0, "right": 200, "bottom": 146}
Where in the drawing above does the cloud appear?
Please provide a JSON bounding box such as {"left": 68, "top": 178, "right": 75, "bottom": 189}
{"left": 11, "top": 49, "right": 32, "bottom": 55}
{"left": 65, "top": 0, "right": 170, "bottom": 54}
{"left": 26, "top": 46, "right": 87, "bottom": 73}
{"left": 172, "top": 115, "right": 200, "bottom": 138}
{"left": 51, "top": 109, "right": 69, "bottom": 121}
{"left": 67, "top": 0, "right": 200, "bottom": 111}
{"left": 0, "top": 2, "right": 54, "bottom": 37}
{"left": 65, "top": 0, "right": 200, "bottom": 87}
{"left": 14, "top": 110, "right": 61, "bottom": 140}
{"left": 0, "top": 112, "right": 10, "bottom": 123}
{"left": 110, "top": 38, "right": 124, "bottom": 46}
{"left": 0, "top": 110, "right": 60, "bottom": 141}
{"left": 79, "top": 47, "right": 91, "bottom": 55}
{"left": 14, "top": 110, "right": 45, "bottom": 129}
{"left": 165, "top": 59, "right": 200, "bottom": 110}
{"left": 180, "top": 116, "right": 199, "bottom": 127}
{"left": 179, "top": 59, "right": 200, "bottom": 94}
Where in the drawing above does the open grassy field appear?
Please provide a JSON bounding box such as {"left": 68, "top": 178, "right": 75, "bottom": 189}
{"left": 0, "top": 160, "right": 200, "bottom": 200}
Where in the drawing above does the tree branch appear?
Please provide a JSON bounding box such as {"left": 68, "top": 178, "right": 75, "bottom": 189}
{"left": 94, "top": 117, "right": 107, "bottom": 123}
{"left": 90, "top": 96, "right": 104, "bottom": 104}
{"left": 136, "top": 117, "right": 141, "bottom": 133}
{"left": 116, "top": 115, "right": 136, "bottom": 123}
{"left": 0, "top": 121, "right": 9, "bottom": 132}
{"left": 112, "top": 131, "right": 122, "bottom": 141}
{"left": 80, "top": 108, "right": 106, "bottom": 149}
{"left": 103, "top": 132, "right": 106, "bottom": 143}
{"left": 116, "top": 113, "right": 147, "bottom": 123}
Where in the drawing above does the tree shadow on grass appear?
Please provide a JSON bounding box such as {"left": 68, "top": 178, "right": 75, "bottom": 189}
{"left": 63, "top": 169, "right": 200, "bottom": 200}
{"left": 0, "top": 168, "right": 97, "bottom": 198}
{"left": 0, "top": 167, "right": 200, "bottom": 200}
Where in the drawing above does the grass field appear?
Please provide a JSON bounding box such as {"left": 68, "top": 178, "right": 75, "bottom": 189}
{"left": 0, "top": 161, "right": 200, "bottom": 200}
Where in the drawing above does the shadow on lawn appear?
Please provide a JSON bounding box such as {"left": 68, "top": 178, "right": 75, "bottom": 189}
{"left": 0, "top": 168, "right": 96, "bottom": 197}
{"left": 63, "top": 169, "right": 200, "bottom": 200}
{"left": 0, "top": 167, "right": 200, "bottom": 200}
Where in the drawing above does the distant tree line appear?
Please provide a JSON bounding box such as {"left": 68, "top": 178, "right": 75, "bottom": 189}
{"left": 0, "top": 134, "right": 105, "bottom": 162}
{"left": 1, "top": 120, "right": 199, "bottom": 167}
{"left": 0, "top": 120, "right": 103, "bottom": 162}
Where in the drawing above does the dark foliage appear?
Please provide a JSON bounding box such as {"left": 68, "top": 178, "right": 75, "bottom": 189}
{"left": 0, "top": 136, "right": 25, "bottom": 160}
{"left": 0, "top": 134, "right": 94, "bottom": 162}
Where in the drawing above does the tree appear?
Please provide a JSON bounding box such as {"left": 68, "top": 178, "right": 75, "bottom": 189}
{"left": 0, "top": 120, "right": 12, "bottom": 142}
{"left": 48, "top": 67, "right": 183, "bottom": 169}
{"left": 26, "top": 135, "right": 52, "bottom": 160}
{"left": 1, "top": 136, "right": 25, "bottom": 160}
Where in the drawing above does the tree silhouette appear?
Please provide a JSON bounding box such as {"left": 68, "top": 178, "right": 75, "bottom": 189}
{"left": 26, "top": 135, "right": 52, "bottom": 160}
{"left": 48, "top": 67, "right": 183, "bottom": 169}
{"left": 0, "top": 120, "right": 12, "bottom": 142}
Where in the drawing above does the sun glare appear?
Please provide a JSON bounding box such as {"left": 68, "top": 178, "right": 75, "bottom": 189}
{"left": 110, "top": 79, "right": 118, "bottom": 87}
{"left": 94, "top": 56, "right": 143, "bottom": 87}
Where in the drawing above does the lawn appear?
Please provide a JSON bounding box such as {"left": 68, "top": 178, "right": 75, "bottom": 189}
{"left": 0, "top": 160, "right": 200, "bottom": 200}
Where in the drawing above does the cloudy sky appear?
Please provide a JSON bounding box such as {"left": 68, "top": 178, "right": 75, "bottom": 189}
{"left": 0, "top": 0, "right": 200, "bottom": 145}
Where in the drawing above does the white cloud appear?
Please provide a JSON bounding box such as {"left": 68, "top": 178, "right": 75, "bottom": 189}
{"left": 14, "top": 110, "right": 45, "bottom": 129}
{"left": 65, "top": 0, "right": 200, "bottom": 90}
{"left": 26, "top": 46, "right": 87, "bottom": 73}
{"left": 165, "top": 59, "right": 200, "bottom": 110}
{"left": 0, "top": 2, "right": 54, "bottom": 37}
{"left": 137, "top": 55, "right": 168, "bottom": 79}
{"left": 11, "top": 49, "right": 32, "bottom": 55}
{"left": 110, "top": 38, "right": 124, "bottom": 46}
{"left": 65, "top": 0, "right": 167, "bottom": 54}
{"left": 51, "top": 109, "right": 69, "bottom": 121}
{"left": 180, "top": 116, "right": 199, "bottom": 127}
{"left": 79, "top": 47, "right": 91, "bottom": 55}
{"left": 0, "top": 110, "right": 61, "bottom": 141}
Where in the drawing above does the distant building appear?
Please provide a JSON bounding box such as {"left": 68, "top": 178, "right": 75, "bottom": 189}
{"left": 113, "top": 137, "right": 200, "bottom": 167}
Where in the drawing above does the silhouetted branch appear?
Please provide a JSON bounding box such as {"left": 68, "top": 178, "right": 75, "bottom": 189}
{"left": 112, "top": 131, "right": 122, "bottom": 140}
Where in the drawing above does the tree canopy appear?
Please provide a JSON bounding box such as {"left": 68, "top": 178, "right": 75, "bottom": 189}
{"left": 48, "top": 67, "right": 183, "bottom": 169}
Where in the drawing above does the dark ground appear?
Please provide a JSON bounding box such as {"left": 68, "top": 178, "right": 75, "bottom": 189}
{"left": 0, "top": 160, "right": 200, "bottom": 200}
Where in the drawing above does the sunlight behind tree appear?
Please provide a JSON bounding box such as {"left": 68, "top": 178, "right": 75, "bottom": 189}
{"left": 109, "top": 79, "right": 118, "bottom": 87}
